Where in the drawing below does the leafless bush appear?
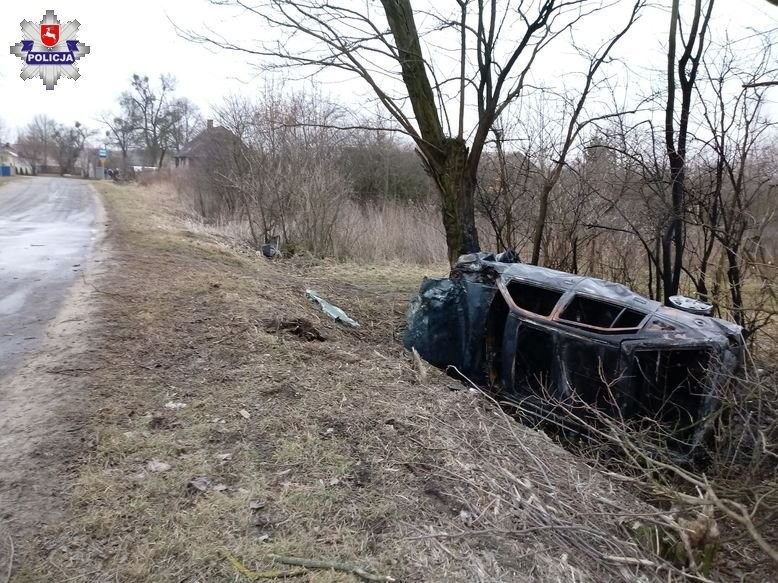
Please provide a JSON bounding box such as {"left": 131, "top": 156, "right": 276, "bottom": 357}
{"left": 610, "top": 368, "right": 778, "bottom": 576}
{"left": 332, "top": 200, "right": 447, "bottom": 264}
{"left": 136, "top": 168, "right": 170, "bottom": 186}
{"left": 174, "top": 85, "right": 452, "bottom": 263}
{"left": 282, "top": 155, "right": 351, "bottom": 257}
{"left": 179, "top": 197, "right": 448, "bottom": 265}
{"left": 501, "top": 360, "right": 778, "bottom": 578}
{"left": 174, "top": 87, "right": 352, "bottom": 255}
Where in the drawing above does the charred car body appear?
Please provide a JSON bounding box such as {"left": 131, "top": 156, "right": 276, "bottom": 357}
{"left": 405, "top": 253, "right": 744, "bottom": 458}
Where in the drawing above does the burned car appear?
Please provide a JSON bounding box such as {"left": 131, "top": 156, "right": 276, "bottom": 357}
{"left": 404, "top": 252, "right": 744, "bottom": 457}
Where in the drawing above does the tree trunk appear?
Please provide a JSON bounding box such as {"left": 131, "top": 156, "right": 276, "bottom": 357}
{"left": 662, "top": 152, "right": 685, "bottom": 303}
{"left": 662, "top": 0, "right": 711, "bottom": 304}
{"left": 663, "top": 0, "right": 681, "bottom": 305}
{"left": 725, "top": 245, "right": 744, "bottom": 329}
{"left": 654, "top": 232, "right": 663, "bottom": 302}
{"left": 382, "top": 0, "right": 479, "bottom": 265}
{"left": 696, "top": 230, "right": 716, "bottom": 302}
{"left": 530, "top": 181, "right": 553, "bottom": 265}
{"left": 571, "top": 236, "right": 579, "bottom": 274}
{"left": 429, "top": 138, "right": 480, "bottom": 265}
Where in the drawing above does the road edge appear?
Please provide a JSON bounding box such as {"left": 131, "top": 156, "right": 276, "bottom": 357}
{"left": 0, "top": 181, "right": 108, "bottom": 579}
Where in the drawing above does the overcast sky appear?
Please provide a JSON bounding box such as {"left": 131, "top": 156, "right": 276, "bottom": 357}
{"left": 1, "top": 0, "right": 776, "bottom": 143}
{"left": 1, "top": 0, "right": 258, "bottom": 139}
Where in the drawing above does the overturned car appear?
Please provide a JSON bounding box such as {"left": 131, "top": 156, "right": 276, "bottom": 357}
{"left": 404, "top": 252, "right": 744, "bottom": 457}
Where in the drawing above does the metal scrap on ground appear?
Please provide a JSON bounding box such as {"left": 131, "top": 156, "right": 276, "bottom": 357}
{"left": 306, "top": 289, "right": 360, "bottom": 328}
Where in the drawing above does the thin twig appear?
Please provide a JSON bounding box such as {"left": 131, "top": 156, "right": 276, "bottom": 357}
{"left": 80, "top": 271, "right": 134, "bottom": 299}
{"left": 704, "top": 478, "right": 778, "bottom": 563}
{"left": 269, "top": 554, "right": 395, "bottom": 582}
{"left": 405, "top": 524, "right": 591, "bottom": 540}
{"left": 223, "top": 549, "right": 306, "bottom": 579}
{"left": 743, "top": 80, "right": 778, "bottom": 88}
{"left": 602, "top": 555, "right": 657, "bottom": 567}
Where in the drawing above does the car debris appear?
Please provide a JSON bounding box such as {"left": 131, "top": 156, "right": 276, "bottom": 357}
{"left": 306, "top": 289, "right": 360, "bottom": 328}
{"left": 261, "top": 243, "right": 281, "bottom": 258}
{"left": 187, "top": 475, "right": 211, "bottom": 494}
{"left": 404, "top": 252, "right": 744, "bottom": 459}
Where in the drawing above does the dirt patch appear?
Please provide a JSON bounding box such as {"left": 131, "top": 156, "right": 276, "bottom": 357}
{"left": 7, "top": 182, "right": 680, "bottom": 582}
{"left": 264, "top": 317, "right": 327, "bottom": 342}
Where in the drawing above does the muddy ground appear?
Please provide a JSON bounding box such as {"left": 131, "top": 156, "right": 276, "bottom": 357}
{"left": 2, "top": 182, "right": 765, "bottom": 582}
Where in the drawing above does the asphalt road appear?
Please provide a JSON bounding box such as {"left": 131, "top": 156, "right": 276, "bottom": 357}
{"left": 0, "top": 177, "right": 99, "bottom": 379}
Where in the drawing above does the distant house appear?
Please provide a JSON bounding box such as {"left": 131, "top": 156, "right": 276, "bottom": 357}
{"left": 174, "top": 120, "right": 241, "bottom": 169}
{"left": 0, "top": 143, "right": 33, "bottom": 176}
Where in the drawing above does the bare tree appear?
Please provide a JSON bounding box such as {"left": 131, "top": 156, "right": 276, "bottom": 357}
{"left": 124, "top": 74, "right": 180, "bottom": 168}
{"left": 168, "top": 97, "right": 204, "bottom": 155}
{"left": 102, "top": 95, "right": 140, "bottom": 171}
{"left": 476, "top": 116, "right": 544, "bottom": 254}
{"left": 242, "top": 89, "right": 349, "bottom": 253}
{"left": 16, "top": 115, "right": 57, "bottom": 172}
{"left": 568, "top": 114, "right": 671, "bottom": 301}
{"left": 693, "top": 37, "right": 778, "bottom": 335}
{"left": 661, "top": 0, "right": 714, "bottom": 303}
{"left": 527, "top": 4, "right": 642, "bottom": 265}
{"left": 184, "top": 0, "right": 644, "bottom": 265}
{"left": 52, "top": 121, "right": 92, "bottom": 175}
{"left": 102, "top": 111, "right": 139, "bottom": 172}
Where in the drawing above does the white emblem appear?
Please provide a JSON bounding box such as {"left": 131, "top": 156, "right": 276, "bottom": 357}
{"left": 10, "top": 10, "right": 90, "bottom": 90}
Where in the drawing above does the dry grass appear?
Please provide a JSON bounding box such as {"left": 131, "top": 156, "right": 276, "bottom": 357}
{"left": 12, "top": 182, "right": 686, "bottom": 582}
{"left": 177, "top": 191, "right": 449, "bottom": 265}
{"left": 330, "top": 201, "right": 449, "bottom": 264}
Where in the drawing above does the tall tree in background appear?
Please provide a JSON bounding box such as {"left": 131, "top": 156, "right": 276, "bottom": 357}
{"left": 187, "top": 0, "right": 643, "bottom": 265}
{"left": 17, "top": 115, "right": 57, "bottom": 172}
{"left": 102, "top": 94, "right": 141, "bottom": 171}
{"left": 108, "top": 77, "right": 200, "bottom": 169}
{"left": 124, "top": 74, "right": 180, "bottom": 168}
{"left": 52, "top": 121, "right": 91, "bottom": 175}
{"left": 168, "top": 98, "right": 204, "bottom": 156}
{"left": 662, "top": 0, "right": 714, "bottom": 303}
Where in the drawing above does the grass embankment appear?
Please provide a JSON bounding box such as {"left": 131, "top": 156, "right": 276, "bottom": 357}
{"left": 15, "top": 182, "right": 663, "bottom": 582}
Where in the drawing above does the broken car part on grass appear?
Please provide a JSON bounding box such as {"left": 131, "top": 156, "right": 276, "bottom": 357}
{"left": 404, "top": 253, "right": 744, "bottom": 459}
{"left": 306, "top": 289, "right": 360, "bottom": 328}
